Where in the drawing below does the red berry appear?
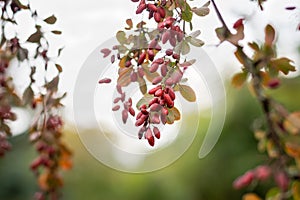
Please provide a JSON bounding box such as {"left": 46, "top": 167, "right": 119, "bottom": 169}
{"left": 149, "top": 97, "right": 159, "bottom": 106}
{"left": 147, "top": 4, "right": 158, "bottom": 12}
{"left": 153, "top": 127, "right": 160, "bottom": 139}
{"left": 98, "top": 78, "right": 111, "bottom": 84}
{"left": 161, "top": 63, "right": 168, "bottom": 76}
{"left": 267, "top": 78, "right": 280, "bottom": 89}
{"left": 125, "top": 60, "right": 132, "bottom": 67}
{"left": 129, "top": 107, "right": 135, "bottom": 116}
{"left": 154, "top": 58, "right": 164, "bottom": 64}
{"left": 233, "top": 171, "right": 255, "bottom": 189}
{"left": 157, "top": 7, "right": 166, "bottom": 18}
{"left": 138, "top": 52, "right": 146, "bottom": 65}
{"left": 165, "top": 49, "right": 173, "bottom": 56}
{"left": 112, "top": 105, "right": 120, "bottom": 111}
{"left": 255, "top": 165, "right": 271, "bottom": 181}
{"left": 148, "top": 85, "right": 162, "bottom": 94}
{"left": 162, "top": 107, "right": 169, "bottom": 115}
{"left": 152, "top": 76, "right": 163, "bottom": 85}
{"left": 154, "top": 89, "right": 163, "bottom": 97}
{"left": 147, "top": 49, "right": 155, "bottom": 61}
{"left": 145, "top": 128, "right": 155, "bottom": 146}
{"left": 168, "top": 88, "right": 176, "bottom": 100}
{"left": 275, "top": 171, "right": 289, "bottom": 191}
{"left": 154, "top": 12, "right": 161, "bottom": 23}
{"left": 150, "top": 63, "right": 159, "bottom": 73}
{"left": 130, "top": 72, "right": 138, "bottom": 82}
{"left": 136, "top": 2, "right": 147, "bottom": 14}
{"left": 233, "top": 18, "right": 244, "bottom": 29}
{"left": 164, "top": 93, "right": 174, "bottom": 108}
{"left": 122, "top": 110, "right": 128, "bottom": 124}
{"left": 162, "top": 31, "right": 170, "bottom": 44}
{"left": 148, "top": 39, "right": 158, "bottom": 49}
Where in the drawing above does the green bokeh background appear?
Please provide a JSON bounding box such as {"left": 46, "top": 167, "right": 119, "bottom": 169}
{"left": 0, "top": 77, "right": 299, "bottom": 200}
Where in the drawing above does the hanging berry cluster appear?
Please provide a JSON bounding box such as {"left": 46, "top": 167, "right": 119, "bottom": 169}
{"left": 100, "top": 0, "right": 210, "bottom": 146}
{"left": 0, "top": 0, "right": 71, "bottom": 199}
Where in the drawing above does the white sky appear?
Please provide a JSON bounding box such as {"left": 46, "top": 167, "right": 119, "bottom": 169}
{"left": 25, "top": 0, "right": 300, "bottom": 126}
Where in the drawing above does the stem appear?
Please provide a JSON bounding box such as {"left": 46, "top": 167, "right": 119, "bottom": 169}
{"left": 210, "top": 0, "right": 230, "bottom": 32}
{"left": 211, "top": 0, "right": 285, "bottom": 155}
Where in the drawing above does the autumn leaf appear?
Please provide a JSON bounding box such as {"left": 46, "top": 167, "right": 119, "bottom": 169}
{"left": 231, "top": 72, "right": 248, "bottom": 88}
{"left": 179, "top": 84, "right": 196, "bottom": 102}
{"left": 125, "top": 19, "right": 133, "bottom": 30}
{"left": 270, "top": 57, "right": 296, "bottom": 75}
{"left": 265, "top": 24, "right": 275, "bottom": 46}
{"left": 117, "top": 68, "right": 132, "bottom": 87}
{"left": 242, "top": 193, "right": 262, "bottom": 200}
{"left": 44, "top": 15, "right": 57, "bottom": 24}
{"left": 27, "top": 31, "right": 42, "bottom": 43}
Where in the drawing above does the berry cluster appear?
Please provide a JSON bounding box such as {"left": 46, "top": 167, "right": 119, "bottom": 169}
{"left": 135, "top": 86, "right": 176, "bottom": 146}
{"left": 99, "top": 0, "right": 198, "bottom": 147}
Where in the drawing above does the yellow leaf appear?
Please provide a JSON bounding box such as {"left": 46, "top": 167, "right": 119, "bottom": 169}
{"left": 119, "top": 56, "right": 127, "bottom": 68}
{"left": 293, "top": 181, "right": 300, "bottom": 200}
{"left": 232, "top": 72, "right": 248, "bottom": 88}
{"left": 284, "top": 112, "right": 300, "bottom": 134}
{"left": 242, "top": 193, "right": 262, "bottom": 200}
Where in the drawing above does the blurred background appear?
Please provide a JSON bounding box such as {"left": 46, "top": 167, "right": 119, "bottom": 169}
{"left": 1, "top": 0, "right": 300, "bottom": 199}
{"left": 1, "top": 77, "right": 300, "bottom": 200}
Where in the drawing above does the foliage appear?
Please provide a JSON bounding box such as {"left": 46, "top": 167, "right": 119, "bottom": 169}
{"left": 100, "top": 0, "right": 300, "bottom": 199}
{"left": 0, "top": 0, "right": 71, "bottom": 199}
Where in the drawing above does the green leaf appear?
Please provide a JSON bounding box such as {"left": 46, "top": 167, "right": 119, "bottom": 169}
{"left": 181, "top": 40, "right": 190, "bottom": 55}
{"left": 51, "top": 30, "right": 62, "bottom": 35}
{"left": 166, "top": 109, "right": 175, "bottom": 124}
{"left": 189, "top": 30, "right": 201, "bottom": 38}
{"left": 181, "top": 3, "right": 193, "bottom": 22}
{"left": 116, "top": 31, "right": 127, "bottom": 44}
{"left": 44, "top": 15, "right": 57, "bottom": 24}
{"left": 266, "top": 187, "right": 281, "bottom": 199}
{"left": 191, "top": 7, "right": 209, "bottom": 17}
{"left": 179, "top": 84, "right": 196, "bottom": 102}
{"left": 189, "top": 37, "right": 204, "bottom": 47}
{"left": 27, "top": 31, "right": 42, "bottom": 43}
{"left": 231, "top": 72, "right": 248, "bottom": 88}
{"left": 271, "top": 57, "right": 296, "bottom": 75}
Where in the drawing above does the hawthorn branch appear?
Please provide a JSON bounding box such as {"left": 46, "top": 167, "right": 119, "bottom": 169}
{"left": 211, "top": 0, "right": 284, "bottom": 155}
